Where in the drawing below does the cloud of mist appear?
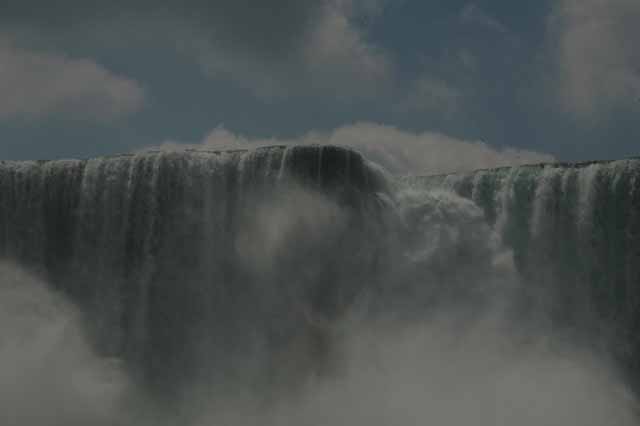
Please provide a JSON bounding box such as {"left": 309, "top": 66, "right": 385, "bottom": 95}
{"left": 235, "top": 185, "right": 348, "bottom": 275}
{"left": 188, "top": 314, "right": 638, "bottom": 426}
{"left": 156, "top": 122, "right": 555, "bottom": 176}
{"left": 3, "top": 253, "right": 636, "bottom": 426}
{"left": 0, "top": 262, "right": 130, "bottom": 426}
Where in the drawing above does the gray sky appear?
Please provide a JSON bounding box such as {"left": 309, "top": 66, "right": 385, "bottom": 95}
{"left": 1, "top": 0, "right": 639, "bottom": 168}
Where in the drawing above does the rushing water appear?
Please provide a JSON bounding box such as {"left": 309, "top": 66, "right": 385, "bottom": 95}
{"left": 407, "top": 159, "right": 640, "bottom": 380}
{"left": 0, "top": 146, "right": 388, "bottom": 391}
{"left": 1, "top": 146, "right": 639, "bottom": 425}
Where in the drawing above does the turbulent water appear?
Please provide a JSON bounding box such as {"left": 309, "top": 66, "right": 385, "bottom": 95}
{"left": 1, "top": 146, "right": 639, "bottom": 425}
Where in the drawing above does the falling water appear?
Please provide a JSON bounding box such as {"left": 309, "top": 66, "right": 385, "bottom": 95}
{"left": 1, "top": 147, "right": 639, "bottom": 424}
{"left": 408, "top": 158, "right": 640, "bottom": 381}
{"left": 0, "top": 145, "right": 388, "bottom": 391}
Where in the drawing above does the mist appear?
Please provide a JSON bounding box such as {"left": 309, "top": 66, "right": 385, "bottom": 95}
{"left": 155, "top": 122, "right": 555, "bottom": 176}
{"left": 192, "top": 315, "right": 639, "bottom": 426}
{"left": 0, "top": 262, "right": 129, "bottom": 426}
{"left": 2, "top": 263, "right": 636, "bottom": 426}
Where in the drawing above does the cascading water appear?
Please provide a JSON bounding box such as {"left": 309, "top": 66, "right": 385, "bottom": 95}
{"left": 1, "top": 146, "right": 639, "bottom": 425}
{"left": 0, "top": 145, "right": 389, "bottom": 392}
{"left": 407, "top": 159, "right": 640, "bottom": 381}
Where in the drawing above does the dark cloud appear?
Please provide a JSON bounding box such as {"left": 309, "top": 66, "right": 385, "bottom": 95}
{"left": 1, "top": 0, "right": 323, "bottom": 57}
{"left": 2, "top": 0, "right": 391, "bottom": 100}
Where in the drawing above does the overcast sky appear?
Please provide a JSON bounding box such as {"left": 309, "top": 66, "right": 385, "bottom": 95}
{"left": 1, "top": 0, "right": 639, "bottom": 167}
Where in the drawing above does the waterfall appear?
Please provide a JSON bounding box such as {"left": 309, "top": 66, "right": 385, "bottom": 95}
{"left": 408, "top": 159, "right": 640, "bottom": 376}
{"left": 0, "top": 145, "right": 389, "bottom": 391}
{"left": 4, "top": 150, "right": 640, "bottom": 378}
{"left": 2, "top": 147, "right": 640, "bottom": 423}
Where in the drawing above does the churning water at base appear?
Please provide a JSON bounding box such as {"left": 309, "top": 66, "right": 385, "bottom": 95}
{"left": 0, "top": 146, "right": 639, "bottom": 425}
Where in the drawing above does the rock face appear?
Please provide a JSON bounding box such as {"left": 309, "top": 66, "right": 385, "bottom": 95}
{"left": 0, "top": 145, "right": 389, "bottom": 392}
{"left": 408, "top": 158, "right": 640, "bottom": 382}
